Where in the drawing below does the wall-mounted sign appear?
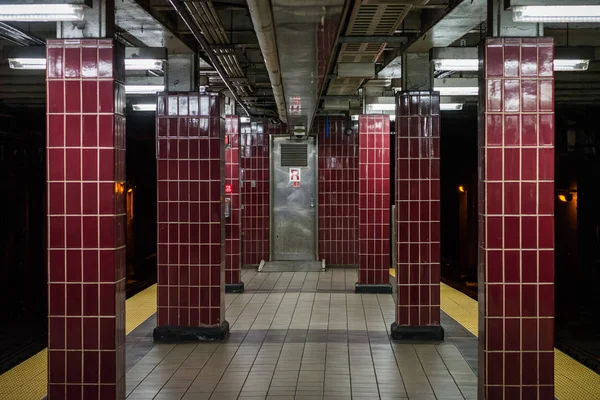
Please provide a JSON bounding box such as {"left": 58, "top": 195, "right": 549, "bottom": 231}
{"left": 289, "top": 168, "right": 301, "bottom": 187}
{"left": 225, "top": 184, "right": 233, "bottom": 194}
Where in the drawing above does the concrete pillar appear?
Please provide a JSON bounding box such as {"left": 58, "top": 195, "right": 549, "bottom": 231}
{"left": 167, "top": 54, "right": 196, "bottom": 92}
{"left": 355, "top": 115, "right": 392, "bottom": 293}
{"left": 391, "top": 92, "right": 443, "bottom": 341}
{"left": 154, "top": 93, "right": 229, "bottom": 340}
{"left": 401, "top": 53, "right": 432, "bottom": 91}
{"left": 478, "top": 37, "right": 555, "bottom": 399}
{"left": 47, "top": 1, "right": 127, "bottom": 398}
{"left": 225, "top": 115, "right": 244, "bottom": 292}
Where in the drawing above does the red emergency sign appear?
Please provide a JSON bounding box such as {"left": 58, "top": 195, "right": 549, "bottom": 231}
{"left": 225, "top": 184, "right": 233, "bottom": 194}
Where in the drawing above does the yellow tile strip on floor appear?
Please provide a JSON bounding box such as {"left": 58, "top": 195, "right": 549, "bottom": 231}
{"left": 437, "top": 274, "right": 600, "bottom": 400}
{"left": 0, "top": 285, "right": 158, "bottom": 400}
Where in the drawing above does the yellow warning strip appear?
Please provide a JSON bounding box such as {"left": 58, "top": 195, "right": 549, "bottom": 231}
{"left": 0, "top": 285, "right": 158, "bottom": 400}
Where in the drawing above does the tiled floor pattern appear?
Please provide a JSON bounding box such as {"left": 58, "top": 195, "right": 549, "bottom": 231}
{"left": 125, "top": 269, "right": 478, "bottom": 400}
{"left": 2, "top": 269, "right": 599, "bottom": 399}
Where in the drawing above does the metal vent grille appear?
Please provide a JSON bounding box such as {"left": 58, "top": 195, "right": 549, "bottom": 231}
{"left": 327, "top": 1, "right": 413, "bottom": 96}
{"left": 280, "top": 144, "right": 308, "bottom": 167}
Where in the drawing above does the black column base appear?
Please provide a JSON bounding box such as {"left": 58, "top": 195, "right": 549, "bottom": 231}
{"left": 153, "top": 321, "right": 230, "bottom": 343}
{"left": 355, "top": 283, "right": 393, "bottom": 294}
{"left": 390, "top": 322, "right": 444, "bottom": 341}
{"left": 225, "top": 282, "right": 245, "bottom": 293}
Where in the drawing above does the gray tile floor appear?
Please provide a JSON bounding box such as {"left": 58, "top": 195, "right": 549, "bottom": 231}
{"left": 125, "top": 268, "right": 478, "bottom": 400}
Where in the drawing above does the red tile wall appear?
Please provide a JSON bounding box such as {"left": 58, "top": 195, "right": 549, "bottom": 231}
{"left": 395, "top": 92, "right": 441, "bottom": 327}
{"left": 156, "top": 93, "right": 225, "bottom": 328}
{"left": 358, "top": 115, "right": 391, "bottom": 284}
{"left": 316, "top": 116, "right": 359, "bottom": 265}
{"left": 240, "top": 120, "right": 269, "bottom": 265}
{"left": 479, "top": 37, "right": 555, "bottom": 400}
{"left": 225, "top": 115, "right": 241, "bottom": 285}
{"left": 46, "top": 39, "right": 126, "bottom": 400}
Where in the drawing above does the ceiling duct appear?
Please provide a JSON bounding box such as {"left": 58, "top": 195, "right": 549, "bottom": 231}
{"left": 167, "top": 0, "right": 251, "bottom": 116}
{"left": 247, "top": 0, "right": 287, "bottom": 123}
{"left": 327, "top": 0, "right": 424, "bottom": 96}
{"left": 271, "top": 0, "right": 346, "bottom": 132}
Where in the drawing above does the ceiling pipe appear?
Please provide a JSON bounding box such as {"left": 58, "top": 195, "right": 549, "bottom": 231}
{"left": 0, "top": 22, "right": 45, "bottom": 46}
{"left": 167, "top": 0, "right": 251, "bottom": 117}
{"left": 246, "top": 0, "right": 287, "bottom": 123}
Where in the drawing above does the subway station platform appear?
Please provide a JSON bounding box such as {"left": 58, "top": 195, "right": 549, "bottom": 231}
{"left": 0, "top": 269, "right": 599, "bottom": 400}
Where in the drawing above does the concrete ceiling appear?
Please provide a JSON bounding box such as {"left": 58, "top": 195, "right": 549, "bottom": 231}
{"left": 1, "top": 0, "right": 600, "bottom": 110}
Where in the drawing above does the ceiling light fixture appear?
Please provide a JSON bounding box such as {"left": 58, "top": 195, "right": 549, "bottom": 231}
{"left": 0, "top": 4, "right": 84, "bottom": 22}
{"left": 8, "top": 57, "right": 46, "bottom": 70}
{"left": 366, "top": 103, "right": 396, "bottom": 111}
{"left": 132, "top": 104, "right": 157, "bottom": 111}
{"left": 125, "top": 85, "right": 164, "bottom": 95}
{"left": 513, "top": 5, "right": 600, "bottom": 23}
{"left": 441, "top": 103, "right": 464, "bottom": 111}
{"left": 435, "top": 86, "right": 479, "bottom": 96}
{"left": 433, "top": 59, "right": 478, "bottom": 71}
{"left": 9, "top": 57, "right": 164, "bottom": 71}
{"left": 125, "top": 59, "right": 164, "bottom": 71}
{"left": 553, "top": 59, "right": 590, "bottom": 72}
{"left": 433, "top": 57, "right": 590, "bottom": 72}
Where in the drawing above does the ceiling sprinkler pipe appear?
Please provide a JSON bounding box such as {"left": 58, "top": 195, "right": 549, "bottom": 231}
{"left": 168, "top": 0, "right": 251, "bottom": 116}
{"left": 247, "top": 0, "right": 287, "bottom": 124}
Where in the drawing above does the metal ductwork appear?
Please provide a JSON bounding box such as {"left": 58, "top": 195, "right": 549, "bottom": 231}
{"left": 247, "top": 0, "right": 287, "bottom": 124}
{"left": 167, "top": 0, "right": 251, "bottom": 116}
{"left": 0, "top": 23, "right": 44, "bottom": 46}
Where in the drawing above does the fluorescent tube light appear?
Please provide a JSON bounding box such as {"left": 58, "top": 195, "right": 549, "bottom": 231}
{"left": 435, "top": 86, "right": 479, "bottom": 96}
{"left": 132, "top": 104, "right": 157, "bottom": 112}
{"left": 125, "top": 59, "right": 164, "bottom": 71}
{"left": 240, "top": 117, "right": 251, "bottom": 123}
{"left": 440, "top": 103, "right": 464, "bottom": 111}
{"left": 366, "top": 103, "right": 395, "bottom": 111}
{"left": 513, "top": 6, "right": 600, "bottom": 23}
{"left": 433, "top": 59, "right": 478, "bottom": 71}
{"left": 0, "top": 4, "right": 84, "bottom": 22}
{"left": 125, "top": 85, "right": 164, "bottom": 94}
{"left": 433, "top": 57, "right": 590, "bottom": 72}
{"left": 553, "top": 59, "right": 590, "bottom": 72}
{"left": 9, "top": 57, "right": 163, "bottom": 71}
{"left": 8, "top": 58, "right": 46, "bottom": 70}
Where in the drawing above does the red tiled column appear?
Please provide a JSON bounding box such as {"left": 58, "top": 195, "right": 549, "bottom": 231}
{"left": 46, "top": 39, "right": 126, "bottom": 400}
{"left": 356, "top": 115, "right": 392, "bottom": 293}
{"left": 316, "top": 116, "right": 359, "bottom": 266}
{"left": 391, "top": 91, "right": 443, "bottom": 341}
{"left": 225, "top": 115, "right": 243, "bottom": 293}
{"left": 479, "top": 38, "right": 555, "bottom": 399}
{"left": 240, "top": 120, "right": 270, "bottom": 265}
{"left": 154, "top": 93, "right": 228, "bottom": 341}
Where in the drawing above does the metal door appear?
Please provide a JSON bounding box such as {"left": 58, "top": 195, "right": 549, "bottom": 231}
{"left": 271, "top": 136, "right": 317, "bottom": 261}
